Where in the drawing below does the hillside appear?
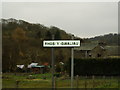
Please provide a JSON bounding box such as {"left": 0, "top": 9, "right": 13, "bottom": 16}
{"left": 84, "top": 33, "right": 120, "bottom": 46}
{"left": 2, "top": 18, "right": 119, "bottom": 72}
{"left": 2, "top": 18, "right": 81, "bottom": 72}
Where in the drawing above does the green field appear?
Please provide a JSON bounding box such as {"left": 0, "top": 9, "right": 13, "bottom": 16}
{"left": 2, "top": 73, "right": 120, "bottom": 88}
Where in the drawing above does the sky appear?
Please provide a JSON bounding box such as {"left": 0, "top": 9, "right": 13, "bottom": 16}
{"left": 2, "top": 2, "right": 118, "bottom": 38}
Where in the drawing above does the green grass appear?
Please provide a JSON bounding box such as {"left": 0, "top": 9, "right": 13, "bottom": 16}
{"left": 2, "top": 73, "right": 120, "bottom": 88}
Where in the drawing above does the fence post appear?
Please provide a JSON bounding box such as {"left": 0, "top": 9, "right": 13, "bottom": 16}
{"left": 76, "top": 75, "right": 79, "bottom": 88}
{"left": 92, "top": 75, "right": 95, "bottom": 88}
{"left": 54, "top": 76, "right": 56, "bottom": 89}
{"left": 109, "top": 76, "right": 113, "bottom": 87}
{"left": 103, "top": 75, "right": 106, "bottom": 87}
{"left": 118, "top": 77, "right": 120, "bottom": 89}
{"left": 85, "top": 76, "right": 87, "bottom": 89}
{"left": 16, "top": 80, "right": 20, "bottom": 88}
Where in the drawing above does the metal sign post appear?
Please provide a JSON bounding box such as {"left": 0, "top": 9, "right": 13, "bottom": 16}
{"left": 71, "top": 35, "right": 74, "bottom": 88}
{"left": 51, "top": 34, "right": 55, "bottom": 89}
{"left": 43, "top": 38, "right": 80, "bottom": 89}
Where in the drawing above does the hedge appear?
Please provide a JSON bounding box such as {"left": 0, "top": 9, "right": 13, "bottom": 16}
{"left": 65, "top": 58, "right": 120, "bottom": 76}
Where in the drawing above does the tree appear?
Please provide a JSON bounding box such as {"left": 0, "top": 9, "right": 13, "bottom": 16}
{"left": 36, "top": 31, "right": 42, "bottom": 39}
{"left": 46, "top": 30, "right": 52, "bottom": 39}
{"left": 12, "top": 27, "right": 27, "bottom": 56}
{"left": 12, "top": 27, "right": 27, "bottom": 42}
{"left": 55, "top": 30, "right": 61, "bottom": 40}
{"left": 49, "top": 26, "right": 61, "bottom": 39}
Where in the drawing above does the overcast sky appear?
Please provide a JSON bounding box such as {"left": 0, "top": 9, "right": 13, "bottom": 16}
{"left": 2, "top": 2, "right": 118, "bottom": 38}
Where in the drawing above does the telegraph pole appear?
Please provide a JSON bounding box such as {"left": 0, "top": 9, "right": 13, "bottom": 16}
{"left": 51, "top": 34, "right": 55, "bottom": 89}
{"left": 71, "top": 35, "right": 74, "bottom": 88}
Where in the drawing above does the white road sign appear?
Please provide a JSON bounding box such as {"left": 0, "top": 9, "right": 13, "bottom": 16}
{"left": 43, "top": 40, "right": 80, "bottom": 47}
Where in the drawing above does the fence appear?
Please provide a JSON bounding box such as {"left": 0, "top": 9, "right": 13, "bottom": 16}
{"left": 2, "top": 73, "right": 120, "bottom": 88}
{"left": 54, "top": 75, "right": 120, "bottom": 88}
{"left": 14, "top": 75, "right": 120, "bottom": 88}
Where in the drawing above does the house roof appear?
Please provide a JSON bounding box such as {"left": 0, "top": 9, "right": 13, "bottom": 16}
{"left": 32, "top": 65, "right": 45, "bottom": 68}
{"left": 104, "top": 46, "right": 120, "bottom": 56}
{"left": 17, "top": 65, "right": 24, "bottom": 69}
{"left": 74, "top": 42, "right": 98, "bottom": 51}
{"left": 28, "top": 63, "right": 38, "bottom": 68}
{"left": 30, "top": 63, "right": 38, "bottom": 66}
{"left": 43, "top": 62, "right": 49, "bottom": 66}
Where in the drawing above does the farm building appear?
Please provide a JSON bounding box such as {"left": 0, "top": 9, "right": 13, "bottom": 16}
{"left": 31, "top": 65, "right": 45, "bottom": 74}
{"left": 74, "top": 42, "right": 120, "bottom": 58}
{"left": 74, "top": 42, "right": 107, "bottom": 58}
{"left": 27, "top": 63, "right": 50, "bottom": 74}
{"left": 104, "top": 45, "right": 120, "bottom": 58}
{"left": 27, "top": 63, "right": 44, "bottom": 73}
{"left": 16, "top": 65, "right": 25, "bottom": 72}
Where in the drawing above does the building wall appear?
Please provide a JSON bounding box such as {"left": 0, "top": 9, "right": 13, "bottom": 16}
{"left": 32, "top": 67, "right": 41, "bottom": 74}
{"left": 90, "top": 46, "right": 107, "bottom": 58}
{"left": 74, "top": 50, "right": 87, "bottom": 58}
{"left": 74, "top": 45, "right": 107, "bottom": 58}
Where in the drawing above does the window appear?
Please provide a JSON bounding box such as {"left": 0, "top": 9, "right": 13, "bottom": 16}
{"left": 97, "top": 54, "right": 101, "bottom": 57}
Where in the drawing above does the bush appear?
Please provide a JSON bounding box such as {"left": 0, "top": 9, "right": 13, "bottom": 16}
{"left": 26, "top": 75, "right": 36, "bottom": 79}
{"left": 54, "top": 73, "right": 61, "bottom": 77}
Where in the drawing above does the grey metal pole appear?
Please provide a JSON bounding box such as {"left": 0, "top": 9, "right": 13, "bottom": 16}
{"left": 71, "top": 35, "right": 74, "bottom": 88}
{"left": 51, "top": 34, "right": 55, "bottom": 89}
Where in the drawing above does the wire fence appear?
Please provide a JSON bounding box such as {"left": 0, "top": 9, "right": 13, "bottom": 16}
{"left": 2, "top": 73, "right": 120, "bottom": 88}
{"left": 53, "top": 75, "right": 120, "bottom": 88}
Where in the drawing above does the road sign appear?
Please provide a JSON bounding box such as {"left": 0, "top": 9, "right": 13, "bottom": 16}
{"left": 43, "top": 39, "right": 80, "bottom": 89}
{"left": 43, "top": 40, "right": 80, "bottom": 47}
